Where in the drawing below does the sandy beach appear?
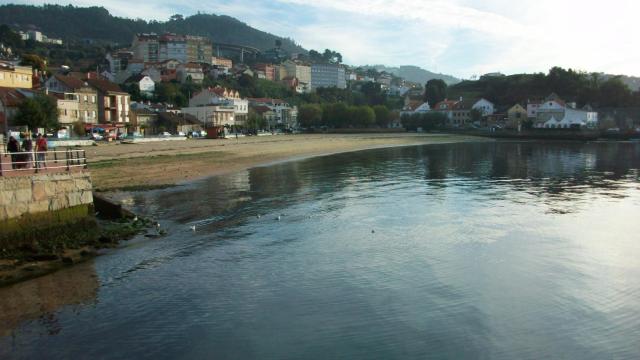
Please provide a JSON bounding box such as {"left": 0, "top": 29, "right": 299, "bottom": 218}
{"left": 87, "top": 133, "right": 488, "bottom": 190}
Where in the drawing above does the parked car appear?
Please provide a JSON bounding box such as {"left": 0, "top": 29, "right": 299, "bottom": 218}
{"left": 177, "top": 131, "right": 186, "bottom": 136}
{"left": 161, "top": 132, "right": 172, "bottom": 137}
{"left": 89, "top": 133, "right": 103, "bottom": 141}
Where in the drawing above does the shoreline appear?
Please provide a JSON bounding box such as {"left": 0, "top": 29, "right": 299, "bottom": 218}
{"left": 90, "top": 133, "right": 491, "bottom": 191}
{"left": 1, "top": 133, "right": 488, "bottom": 288}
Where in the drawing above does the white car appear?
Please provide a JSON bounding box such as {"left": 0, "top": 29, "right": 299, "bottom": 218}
{"left": 161, "top": 132, "right": 172, "bottom": 137}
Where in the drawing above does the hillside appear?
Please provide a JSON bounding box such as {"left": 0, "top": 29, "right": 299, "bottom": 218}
{"left": 370, "top": 65, "right": 461, "bottom": 86}
{"left": 0, "top": 4, "right": 305, "bottom": 53}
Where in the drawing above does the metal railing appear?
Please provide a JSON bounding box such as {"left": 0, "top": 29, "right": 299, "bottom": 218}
{"left": 1, "top": 149, "right": 87, "bottom": 176}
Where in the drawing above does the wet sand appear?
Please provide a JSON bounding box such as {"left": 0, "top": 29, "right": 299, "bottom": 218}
{"left": 87, "top": 133, "right": 488, "bottom": 190}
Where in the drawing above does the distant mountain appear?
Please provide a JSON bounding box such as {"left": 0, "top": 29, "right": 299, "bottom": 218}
{"left": 369, "top": 65, "right": 461, "bottom": 86}
{"left": 0, "top": 4, "right": 305, "bottom": 53}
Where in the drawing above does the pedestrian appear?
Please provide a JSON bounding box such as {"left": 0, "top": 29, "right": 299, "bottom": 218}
{"left": 7, "top": 135, "right": 20, "bottom": 169}
{"left": 35, "top": 134, "right": 48, "bottom": 169}
{"left": 21, "top": 133, "right": 33, "bottom": 169}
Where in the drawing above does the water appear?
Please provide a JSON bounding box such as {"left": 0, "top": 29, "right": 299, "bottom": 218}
{"left": 2, "top": 141, "right": 640, "bottom": 359}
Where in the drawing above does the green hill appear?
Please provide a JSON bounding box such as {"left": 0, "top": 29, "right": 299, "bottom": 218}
{"left": 0, "top": 4, "right": 305, "bottom": 52}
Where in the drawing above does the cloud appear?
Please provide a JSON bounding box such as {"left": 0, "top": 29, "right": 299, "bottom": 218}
{"left": 6, "top": 0, "right": 640, "bottom": 77}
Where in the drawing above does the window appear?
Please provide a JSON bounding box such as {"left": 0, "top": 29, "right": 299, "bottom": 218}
{"left": 84, "top": 95, "right": 88, "bottom": 102}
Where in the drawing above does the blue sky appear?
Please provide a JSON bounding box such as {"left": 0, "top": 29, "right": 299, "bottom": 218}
{"left": 10, "top": 0, "right": 640, "bottom": 78}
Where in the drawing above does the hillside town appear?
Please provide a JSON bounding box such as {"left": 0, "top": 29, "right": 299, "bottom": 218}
{"left": 0, "top": 26, "right": 639, "bottom": 143}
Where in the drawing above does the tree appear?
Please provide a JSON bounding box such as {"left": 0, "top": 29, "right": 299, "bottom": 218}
{"left": 470, "top": 108, "right": 483, "bottom": 124}
{"left": 246, "top": 109, "right": 267, "bottom": 132}
{"left": 20, "top": 54, "right": 47, "bottom": 71}
{"left": 298, "top": 104, "right": 323, "bottom": 128}
{"left": 14, "top": 95, "right": 58, "bottom": 130}
{"left": 72, "top": 121, "right": 86, "bottom": 136}
{"left": 424, "top": 79, "right": 447, "bottom": 106}
{"left": 348, "top": 106, "right": 375, "bottom": 128}
{"left": 373, "top": 105, "right": 391, "bottom": 127}
{"left": 0, "top": 24, "right": 24, "bottom": 49}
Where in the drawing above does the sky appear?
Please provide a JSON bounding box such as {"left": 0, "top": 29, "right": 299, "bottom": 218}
{"left": 9, "top": 0, "right": 640, "bottom": 79}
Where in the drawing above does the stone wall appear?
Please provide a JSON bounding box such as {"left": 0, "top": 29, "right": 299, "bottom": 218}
{"left": 0, "top": 172, "right": 93, "bottom": 221}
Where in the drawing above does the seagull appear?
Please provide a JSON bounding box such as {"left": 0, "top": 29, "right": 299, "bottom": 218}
{"left": 276, "top": 215, "right": 281, "bottom": 221}
{"left": 257, "top": 214, "right": 261, "bottom": 219}
{"left": 133, "top": 216, "right": 138, "bottom": 222}
{"left": 190, "top": 225, "right": 196, "bottom": 232}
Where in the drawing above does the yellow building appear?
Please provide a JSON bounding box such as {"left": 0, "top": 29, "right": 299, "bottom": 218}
{"left": 0, "top": 62, "right": 32, "bottom": 89}
{"left": 507, "top": 104, "right": 528, "bottom": 130}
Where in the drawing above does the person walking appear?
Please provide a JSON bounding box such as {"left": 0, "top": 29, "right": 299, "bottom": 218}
{"left": 21, "top": 133, "right": 33, "bottom": 169}
{"left": 35, "top": 134, "right": 48, "bottom": 169}
{"left": 7, "top": 136, "right": 20, "bottom": 169}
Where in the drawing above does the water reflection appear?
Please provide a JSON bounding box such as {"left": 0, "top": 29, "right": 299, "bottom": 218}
{"left": 0, "top": 262, "right": 98, "bottom": 337}
{"left": 128, "top": 141, "right": 640, "bottom": 221}
{"left": 2, "top": 141, "right": 639, "bottom": 359}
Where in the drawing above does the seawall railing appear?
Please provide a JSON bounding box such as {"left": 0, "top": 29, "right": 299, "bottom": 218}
{"left": 0, "top": 148, "right": 87, "bottom": 177}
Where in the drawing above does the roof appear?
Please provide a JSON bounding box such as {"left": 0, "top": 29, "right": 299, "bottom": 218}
{"left": 53, "top": 74, "right": 86, "bottom": 90}
{"left": 86, "top": 78, "right": 126, "bottom": 94}
{"left": 252, "top": 105, "right": 274, "bottom": 114}
{"left": 125, "top": 74, "right": 152, "bottom": 83}
{"left": 0, "top": 87, "right": 26, "bottom": 107}
{"left": 434, "top": 100, "right": 459, "bottom": 110}
{"left": 248, "top": 97, "right": 287, "bottom": 105}
{"left": 453, "top": 99, "right": 477, "bottom": 110}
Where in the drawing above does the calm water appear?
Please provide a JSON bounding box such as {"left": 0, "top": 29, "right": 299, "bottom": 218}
{"left": 2, "top": 141, "right": 640, "bottom": 359}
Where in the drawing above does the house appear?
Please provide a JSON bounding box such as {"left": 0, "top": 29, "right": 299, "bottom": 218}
{"left": 506, "top": 104, "right": 528, "bottom": 130}
{"left": 534, "top": 93, "right": 598, "bottom": 129}
{"left": 432, "top": 99, "right": 459, "bottom": 122}
{"left": 401, "top": 101, "right": 430, "bottom": 117}
{"left": 184, "top": 86, "right": 248, "bottom": 127}
{"left": 153, "top": 112, "right": 203, "bottom": 135}
{"left": 125, "top": 74, "right": 155, "bottom": 96}
{"left": 129, "top": 108, "right": 158, "bottom": 135}
{"left": 141, "top": 67, "right": 162, "bottom": 83}
{"left": 254, "top": 63, "right": 276, "bottom": 81}
{"left": 251, "top": 105, "right": 277, "bottom": 126}
{"left": 43, "top": 74, "right": 99, "bottom": 124}
{"left": 450, "top": 98, "right": 495, "bottom": 127}
{"left": 212, "top": 57, "right": 233, "bottom": 69}
{"left": 248, "top": 98, "right": 298, "bottom": 128}
{"left": 403, "top": 92, "right": 424, "bottom": 111}
{"left": 176, "top": 63, "right": 204, "bottom": 84}
{"left": 0, "top": 61, "right": 33, "bottom": 89}
{"left": 85, "top": 78, "right": 130, "bottom": 125}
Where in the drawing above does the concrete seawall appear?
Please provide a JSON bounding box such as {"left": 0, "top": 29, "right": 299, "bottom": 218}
{"left": 0, "top": 171, "right": 96, "bottom": 262}
{"left": 0, "top": 172, "right": 94, "bottom": 221}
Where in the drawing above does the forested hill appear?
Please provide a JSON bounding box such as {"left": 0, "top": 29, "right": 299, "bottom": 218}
{"left": 0, "top": 4, "right": 305, "bottom": 52}
{"left": 371, "top": 65, "right": 460, "bottom": 86}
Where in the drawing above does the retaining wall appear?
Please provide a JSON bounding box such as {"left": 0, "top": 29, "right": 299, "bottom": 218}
{"left": 0, "top": 172, "right": 93, "bottom": 221}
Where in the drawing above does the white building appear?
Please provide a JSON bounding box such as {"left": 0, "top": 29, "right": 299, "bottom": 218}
{"left": 248, "top": 98, "right": 298, "bottom": 128}
{"left": 534, "top": 94, "right": 599, "bottom": 128}
{"left": 311, "top": 64, "right": 346, "bottom": 90}
{"left": 188, "top": 87, "right": 248, "bottom": 126}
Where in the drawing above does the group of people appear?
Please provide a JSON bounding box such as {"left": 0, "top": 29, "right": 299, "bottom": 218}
{"left": 6, "top": 133, "right": 48, "bottom": 170}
